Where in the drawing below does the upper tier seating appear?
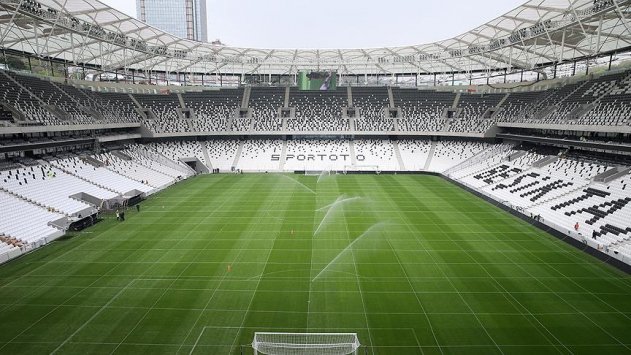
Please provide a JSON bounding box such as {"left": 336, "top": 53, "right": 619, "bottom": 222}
{"left": 183, "top": 89, "right": 243, "bottom": 132}
{"left": 82, "top": 91, "right": 142, "bottom": 123}
{"left": 393, "top": 89, "right": 453, "bottom": 132}
{"left": 450, "top": 93, "right": 504, "bottom": 133}
{"left": 144, "top": 118, "right": 190, "bottom": 133}
{"left": 495, "top": 91, "right": 547, "bottom": 121}
{"left": 540, "top": 73, "right": 620, "bottom": 123}
{"left": 135, "top": 94, "right": 181, "bottom": 121}
{"left": 577, "top": 72, "right": 631, "bottom": 126}
{"left": 287, "top": 89, "right": 349, "bottom": 131}
{"left": 251, "top": 87, "right": 284, "bottom": 131}
{"left": 0, "top": 71, "right": 60, "bottom": 125}
{"left": 5, "top": 72, "right": 94, "bottom": 124}
{"left": 1, "top": 67, "right": 631, "bottom": 132}
{"left": 353, "top": 87, "right": 394, "bottom": 131}
{"left": 135, "top": 94, "right": 189, "bottom": 133}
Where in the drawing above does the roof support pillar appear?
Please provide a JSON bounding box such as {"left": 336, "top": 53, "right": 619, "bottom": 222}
{"left": 596, "top": 16, "right": 603, "bottom": 54}
{"left": 608, "top": 53, "right": 614, "bottom": 71}
{"left": 559, "top": 30, "right": 566, "bottom": 63}
{"left": 586, "top": 59, "right": 589, "bottom": 75}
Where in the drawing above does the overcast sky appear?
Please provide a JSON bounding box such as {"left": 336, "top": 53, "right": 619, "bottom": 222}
{"left": 99, "top": 0, "right": 526, "bottom": 48}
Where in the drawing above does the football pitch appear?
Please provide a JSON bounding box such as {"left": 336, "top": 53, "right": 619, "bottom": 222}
{"left": 1, "top": 174, "right": 631, "bottom": 354}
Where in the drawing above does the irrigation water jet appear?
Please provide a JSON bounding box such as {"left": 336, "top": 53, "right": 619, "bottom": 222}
{"left": 316, "top": 170, "right": 332, "bottom": 184}
{"left": 281, "top": 174, "right": 316, "bottom": 194}
{"left": 312, "top": 222, "right": 388, "bottom": 282}
{"left": 313, "top": 195, "right": 364, "bottom": 235}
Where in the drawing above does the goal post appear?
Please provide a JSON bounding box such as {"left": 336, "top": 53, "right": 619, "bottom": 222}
{"left": 252, "top": 332, "right": 360, "bottom": 355}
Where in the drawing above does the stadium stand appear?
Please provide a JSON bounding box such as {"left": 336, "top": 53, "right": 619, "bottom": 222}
{"left": 0, "top": 71, "right": 61, "bottom": 125}
{"left": 287, "top": 88, "right": 349, "bottom": 131}
{"left": 183, "top": 89, "right": 243, "bottom": 132}
{"left": 540, "top": 73, "right": 619, "bottom": 124}
{"left": 0, "top": 165, "right": 107, "bottom": 216}
{"left": 397, "top": 140, "right": 433, "bottom": 170}
{"left": 146, "top": 141, "right": 209, "bottom": 170}
{"left": 284, "top": 139, "right": 351, "bottom": 171}
{"left": 446, "top": 145, "right": 631, "bottom": 260}
{"left": 205, "top": 139, "right": 240, "bottom": 171}
{"left": 450, "top": 93, "right": 504, "bottom": 133}
{"left": 427, "top": 141, "right": 490, "bottom": 172}
{"left": 124, "top": 144, "right": 194, "bottom": 178}
{"left": 393, "top": 89, "right": 453, "bottom": 132}
{"left": 135, "top": 94, "right": 181, "bottom": 121}
{"left": 50, "top": 156, "right": 153, "bottom": 195}
{"left": 1, "top": 66, "right": 631, "bottom": 266}
{"left": 81, "top": 90, "right": 142, "bottom": 123}
{"left": 494, "top": 90, "right": 547, "bottom": 122}
{"left": 353, "top": 87, "right": 394, "bottom": 131}
{"left": 577, "top": 71, "right": 631, "bottom": 126}
{"left": 0, "top": 190, "right": 64, "bottom": 249}
{"left": 4, "top": 71, "right": 94, "bottom": 124}
{"left": 250, "top": 87, "right": 284, "bottom": 131}
{"left": 238, "top": 139, "right": 284, "bottom": 171}
{"left": 95, "top": 151, "right": 177, "bottom": 188}
{"left": 354, "top": 139, "right": 398, "bottom": 171}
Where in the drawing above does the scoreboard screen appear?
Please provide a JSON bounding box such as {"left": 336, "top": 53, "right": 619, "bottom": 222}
{"left": 298, "top": 71, "right": 337, "bottom": 91}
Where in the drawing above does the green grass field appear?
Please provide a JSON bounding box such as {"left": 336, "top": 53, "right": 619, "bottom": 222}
{"left": 1, "top": 174, "right": 630, "bottom": 355}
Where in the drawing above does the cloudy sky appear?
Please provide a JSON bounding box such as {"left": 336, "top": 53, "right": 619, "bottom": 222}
{"left": 99, "top": 0, "right": 526, "bottom": 48}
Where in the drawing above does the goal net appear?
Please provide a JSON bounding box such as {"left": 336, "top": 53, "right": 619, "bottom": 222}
{"left": 252, "top": 332, "right": 360, "bottom": 355}
{"left": 305, "top": 170, "right": 332, "bottom": 176}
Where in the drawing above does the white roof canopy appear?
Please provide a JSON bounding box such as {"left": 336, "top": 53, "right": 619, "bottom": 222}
{"left": 0, "top": 0, "right": 630, "bottom": 75}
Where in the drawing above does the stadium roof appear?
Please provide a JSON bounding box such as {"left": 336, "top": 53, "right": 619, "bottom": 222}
{"left": 0, "top": 0, "right": 630, "bottom": 75}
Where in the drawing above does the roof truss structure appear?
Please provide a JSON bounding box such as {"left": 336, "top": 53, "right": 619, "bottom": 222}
{"left": 0, "top": 0, "right": 630, "bottom": 75}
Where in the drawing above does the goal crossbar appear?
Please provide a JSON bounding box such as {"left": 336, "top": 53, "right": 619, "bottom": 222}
{"left": 252, "top": 332, "right": 360, "bottom": 355}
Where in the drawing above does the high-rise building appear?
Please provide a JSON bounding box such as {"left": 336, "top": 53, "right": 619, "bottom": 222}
{"left": 136, "top": 0, "right": 208, "bottom": 42}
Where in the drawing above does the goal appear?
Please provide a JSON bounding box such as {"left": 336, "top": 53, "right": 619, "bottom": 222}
{"left": 305, "top": 170, "right": 332, "bottom": 176}
{"left": 251, "top": 332, "right": 360, "bottom": 355}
